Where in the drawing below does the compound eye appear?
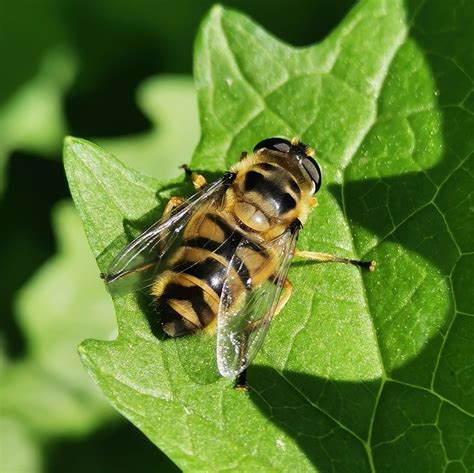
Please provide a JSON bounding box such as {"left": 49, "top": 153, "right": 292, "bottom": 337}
{"left": 253, "top": 137, "right": 291, "bottom": 154}
{"left": 302, "top": 156, "right": 322, "bottom": 193}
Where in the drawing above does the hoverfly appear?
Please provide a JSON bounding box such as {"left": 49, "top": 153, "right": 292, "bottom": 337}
{"left": 102, "top": 137, "right": 374, "bottom": 387}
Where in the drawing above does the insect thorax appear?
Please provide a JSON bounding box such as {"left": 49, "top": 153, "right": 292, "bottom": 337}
{"left": 229, "top": 153, "right": 313, "bottom": 238}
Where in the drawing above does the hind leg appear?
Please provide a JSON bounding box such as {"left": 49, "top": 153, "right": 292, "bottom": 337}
{"left": 295, "top": 250, "right": 376, "bottom": 271}
{"left": 234, "top": 280, "right": 293, "bottom": 390}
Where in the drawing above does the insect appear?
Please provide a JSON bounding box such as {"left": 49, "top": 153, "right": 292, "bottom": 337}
{"left": 102, "top": 137, "right": 375, "bottom": 387}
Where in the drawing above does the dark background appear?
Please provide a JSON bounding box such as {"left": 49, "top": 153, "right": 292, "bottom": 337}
{"left": 0, "top": 1, "right": 354, "bottom": 470}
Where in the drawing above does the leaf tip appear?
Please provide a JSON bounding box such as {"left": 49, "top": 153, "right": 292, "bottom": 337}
{"left": 63, "top": 135, "right": 86, "bottom": 162}
{"left": 209, "top": 3, "right": 224, "bottom": 17}
{"left": 63, "top": 135, "right": 88, "bottom": 152}
{"left": 78, "top": 338, "right": 93, "bottom": 359}
{"left": 63, "top": 135, "right": 75, "bottom": 146}
{"left": 63, "top": 137, "right": 109, "bottom": 179}
{"left": 200, "top": 3, "right": 225, "bottom": 30}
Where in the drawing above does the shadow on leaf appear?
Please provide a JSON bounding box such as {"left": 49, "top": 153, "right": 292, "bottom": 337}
{"left": 245, "top": 0, "right": 473, "bottom": 469}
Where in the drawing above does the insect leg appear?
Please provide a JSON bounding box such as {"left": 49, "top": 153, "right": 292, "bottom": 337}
{"left": 295, "top": 250, "right": 376, "bottom": 271}
{"left": 152, "top": 196, "right": 187, "bottom": 255}
{"left": 180, "top": 164, "right": 208, "bottom": 190}
{"left": 242, "top": 279, "right": 294, "bottom": 336}
{"left": 273, "top": 279, "right": 293, "bottom": 316}
{"left": 162, "top": 195, "right": 185, "bottom": 218}
{"left": 233, "top": 280, "right": 293, "bottom": 390}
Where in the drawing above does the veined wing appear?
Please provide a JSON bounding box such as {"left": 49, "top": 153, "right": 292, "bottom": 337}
{"left": 216, "top": 225, "right": 299, "bottom": 377}
{"left": 103, "top": 175, "right": 231, "bottom": 296}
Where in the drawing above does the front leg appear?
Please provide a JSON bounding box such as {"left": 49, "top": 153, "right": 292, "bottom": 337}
{"left": 180, "top": 164, "right": 208, "bottom": 190}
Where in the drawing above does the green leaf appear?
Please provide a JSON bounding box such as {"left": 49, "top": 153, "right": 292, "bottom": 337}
{"left": 98, "top": 75, "right": 200, "bottom": 181}
{"left": 65, "top": 0, "right": 474, "bottom": 470}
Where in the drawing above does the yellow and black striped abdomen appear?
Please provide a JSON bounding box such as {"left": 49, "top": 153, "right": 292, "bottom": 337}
{"left": 151, "top": 211, "right": 274, "bottom": 337}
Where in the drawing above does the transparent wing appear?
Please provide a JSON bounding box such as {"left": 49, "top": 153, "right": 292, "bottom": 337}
{"left": 216, "top": 226, "right": 299, "bottom": 377}
{"left": 103, "top": 176, "right": 229, "bottom": 296}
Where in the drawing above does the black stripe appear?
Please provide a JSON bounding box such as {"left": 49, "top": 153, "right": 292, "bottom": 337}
{"left": 162, "top": 283, "right": 214, "bottom": 326}
{"left": 173, "top": 258, "right": 227, "bottom": 296}
{"left": 177, "top": 214, "right": 266, "bottom": 291}
{"left": 280, "top": 192, "right": 296, "bottom": 213}
{"left": 256, "top": 161, "right": 301, "bottom": 198}
{"left": 256, "top": 162, "right": 277, "bottom": 172}
{"left": 211, "top": 214, "right": 263, "bottom": 253}
{"left": 157, "top": 302, "right": 197, "bottom": 336}
{"left": 185, "top": 236, "right": 236, "bottom": 261}
{"left": 173, "top": 250, "right": 252, "bottom": 292}
{"left": 244, "top": 170, "right": 265, "bottom": 192}
{"left": 162, "top": 282, "right": 198, "bottom": 300}
{"left": 212, "top": 214, "right": 240, "bottom": 241}
{"left": 244, "top": 171, "right": 296, "bottom": 215}
{"left": 288, "top": 177, "right": 301, "bottom": 197}
{"left": 184, "top": 236, "right": 263, "bottom": 261}
{"left": 184, "top": 215, "right": 262, "bottom": 290}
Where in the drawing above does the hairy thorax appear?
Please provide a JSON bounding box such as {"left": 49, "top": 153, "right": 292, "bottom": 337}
{"left": 228, "top": 158, "right": 315, "bottom": 240}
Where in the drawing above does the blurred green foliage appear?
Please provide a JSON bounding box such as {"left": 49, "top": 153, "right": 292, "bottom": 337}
{"left": 0, "top": 48, "right": 75, "bottom": 192}
{"left": 99, "top": 75, "right": 200, "bottom": 180}
{"left": 0, "top": 0, "right": 355, "bottom": 471}
{"left": 1, "top": 203, "right": 115, "bottom": 469}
